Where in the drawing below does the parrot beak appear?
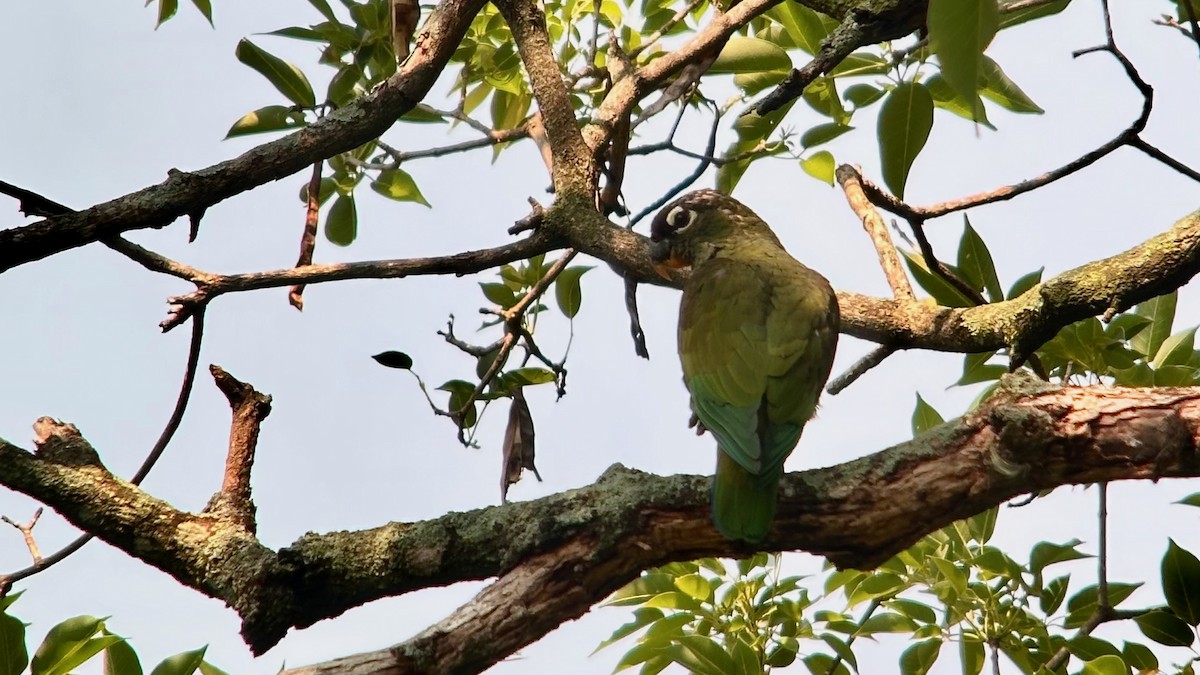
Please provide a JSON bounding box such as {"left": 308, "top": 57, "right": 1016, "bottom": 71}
{"left": 650, "top": 240, "right": 686, "bottom": 280}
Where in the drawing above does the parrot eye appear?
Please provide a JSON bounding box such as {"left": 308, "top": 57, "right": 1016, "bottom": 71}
{"left": 666, "top": 205, "right": 696, "bottom": 232}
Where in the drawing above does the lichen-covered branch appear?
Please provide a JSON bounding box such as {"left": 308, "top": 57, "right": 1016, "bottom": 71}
{"left": 4, "top": 376, "right": 1200, "bottom": 671}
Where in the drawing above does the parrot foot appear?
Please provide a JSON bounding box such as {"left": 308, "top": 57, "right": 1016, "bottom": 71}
{"left": 688, "top": 413, "right": 708, "bottom": 436}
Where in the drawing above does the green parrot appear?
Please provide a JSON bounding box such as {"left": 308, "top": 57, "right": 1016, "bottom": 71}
{"left": 650, "top": 190, "right": 839, "bottom": 543}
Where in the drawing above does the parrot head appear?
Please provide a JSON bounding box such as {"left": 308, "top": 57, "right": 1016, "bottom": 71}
{"left": 649, "top": 190, "right": 782, "bottom": 278}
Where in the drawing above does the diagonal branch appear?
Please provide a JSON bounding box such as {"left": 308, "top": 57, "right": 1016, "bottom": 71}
{"left": 0, "top": 0, "right": 490, "bottom": 273}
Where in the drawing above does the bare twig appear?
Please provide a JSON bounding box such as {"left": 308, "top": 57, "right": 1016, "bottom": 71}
{"left": 836, "top": 164, "right": 914, "bottom": 301}
{"left": 628, "top": 102, "right": 722, "bottom": 228}
{"left": 290, "top": 160, "right": 324, "bottom": 309}
{"left": 860, "top": 19, "right": 1199, "bottom": 222}
{"left": 826, "top": 345, "right": 897, "bottom": 395}
{"left": 1, "top": 509, "right": 44, "bottom": 565}
{"left": 208, "top": 365, "right": 273, "bottom": 532}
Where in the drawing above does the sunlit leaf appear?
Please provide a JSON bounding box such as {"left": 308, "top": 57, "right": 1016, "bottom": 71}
{"left": 710, "top": 37, "right": 792, "bottom": 73}
{"left": 0, "top": 613, "right": 28, "bottom": 675}
{"left": 1132, "top": 292, "right": 1177, "bottom": 358}
{"left": 370, "top": 168, "right": 431, "bottom": 206}
{"left": 225, "top": 105, "right": 307, "bottom": 138}
{"left": 800, "top": 151, "right": 836, "bottom": 185}
{"left": 979, "top": 56, "right": 1043, "bottom": 113}
{"left": 148, "top": 647, "right": 207, "bottom": 675}
{"left": 956, "top": 216, "right": 1003, "bottom": 301}
{"left": 235, "top": 39, "right": 316, "bottom": 107}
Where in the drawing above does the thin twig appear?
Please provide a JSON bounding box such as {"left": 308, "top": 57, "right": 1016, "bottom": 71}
{"left": 825, "top": 598, "right": 882, "bottom": 675}
{"left": 290, "top": 159, "right": 324, "bottom": 309}
{"left": 628, "top": 102, "right": 722, "bottom": 228}
{"left": 860, "top": 16, "right": 1198, "bottom": 222}
{"left": 628, "top": 0, "right": 705, "bottom": 59}
{"left": 836, "top": 165, "right": 914, "bottom": 301}
{"left": 826, "top": 345, "right": 897, "bottom": 395}
{"left": 1, "top": 509, "right": 43, "bottom": 565}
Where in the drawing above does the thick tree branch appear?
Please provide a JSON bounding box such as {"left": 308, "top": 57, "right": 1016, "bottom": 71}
{"left": 5, "top": 376, "right": 1200, "bottom": 670}
{"left": 496, "top": 0, "right": 596, "bottom": 195}
{"left": 0, "top": 0, "right": 489, "bottom": 273}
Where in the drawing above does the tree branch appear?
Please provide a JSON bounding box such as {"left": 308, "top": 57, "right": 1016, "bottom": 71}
{"left": 5, "top": 376, "right": 1200, "bottom": 670}
{"left": 0, "top": 0, "right": 490, "bottom": 273}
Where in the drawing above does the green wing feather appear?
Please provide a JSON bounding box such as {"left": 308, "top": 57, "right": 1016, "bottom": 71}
{"left": 679, "top": 250, "right": 838, "bottom": 541}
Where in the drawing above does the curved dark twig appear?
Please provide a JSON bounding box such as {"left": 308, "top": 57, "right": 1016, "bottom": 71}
{"left": 0, "top": 309, "right": 206, "bottom": 590}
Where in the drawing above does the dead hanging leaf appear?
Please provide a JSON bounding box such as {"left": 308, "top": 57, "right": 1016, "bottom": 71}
{"left": 391, "top": 0, "right": 421, "bottom": 62}
{"left": 501, "top": 388, "right": 541, "bottom": 503}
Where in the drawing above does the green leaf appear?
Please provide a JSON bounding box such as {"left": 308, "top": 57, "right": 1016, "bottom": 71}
{"left": 235, "top": 39, "right": 316, "bottom": 107}
{"left": 1066, "top": 583, "right": 1142, "bottom": 628}
{"left": 802, "top": 76, "right": 848, "bottom": 124}
{"left": 149, "top": 647, "right": 207, "bottom": 675}
{"left": 844, "top": 83, "right": 885, "bottom": 108}
{"left": 733, "top": 70, "right": 789, "bottom": 96}
{"left": 956, "top": 217, "right": 1003, "bottom": 301}
{"left": 715, "top": 101, "right": 793, "bottom": 193}
{"left": 901, "top": 249, "right": 975, "bottom": 307}
{"left": 1079, "top": 654, "right": 1128, "bottom": 675}
{"left": 899, "top": 638, "right": 941, "bottom": 675}
{"left": 1067, "top": 635, "right": 1121, "bottom": 661}
{"left": 31, "top": 616, "right": 109, "bottom": 675}
{"left": 877, "top": 82, "right": 934, "bottom": 198}
{"left": 480, "top": 282, "right": 517, "bottom": 308}
{"left": 188, "top": 0, "right": 213, "bottom": 25}
{"left": 820, "top": 634, "right": 857, "bottom": 671}
{"left": 1030, "top": 539, "right": 1089, "bottom": 578}
{"left": 803, "top": 652, "right": 849, "bottom": 675}
{"left": 927, "top": 0, "right": 998, "bottom": 121}
{"left": 859, "top": 612, "right": 918, "bottom": 634}
{"left": 554, "top": 266, "right": 593, "bottom": 319}
{"left": 225, "top": 105, "right": 306, "bottom": 138}
{"left": 729, "top": 637, "right": 760, "bottom": 675}
{"left": 103, "top": 635, "right": 143, "bottom": 675}
{"left": 911, "top": 393, "right": 945, "bottom": 435}
{"left": 999, "top": 0, "right": 1070, "bottom": 28}
{"left": 1179, "top": 492, "right": 1200, "bottom": 507}
{"left": 1007, "top": 267, "right": 1043, "bottom": 299}
{"left": 299, "top": 177, "right": 336, "bottom": 206}
{"left": 156, "top": 0, "right": 179, "bottom": 27}
{"left": 326, "top": 64, "right": 362, "bottom": 106}
{"left": 765, "top": 3, "right": 835, "bottom": 53}
{"left": 671, "top": 635, "right": 735, "bottom": 675}
{"left": 1121, "top": 641, "right": 1158, "bottom": 671}
{"left": 958, "top": 351, "right": 1004, "bottom": 386}
{"left": 978, "top": 56, "right": 1043, "bottom": 113}
{"left": 1136, "top": 609, "right": 1194, "bottom": 647}
{"left": 594, "top": 608, "right": 664, "bottom": 653}
{"left": 960, "top": 637, "right": 984, "bottom": 675}
{"left": 0, "top": 613, "right": 28, "bottom": 675}
{"left": 492, "top": 367, "right": 555, "bottom": 395}
{"left": 924, "top": 74, "right": 994, "bottom": 129}
{"left": 197, "top": 660, "right": 230, "bottom": 675}
{"left": 800, "top": 151, "right": 836, "bottom": 185}
{"left": 1132, "top": 292, "right": 1177, "bottom": 358}
{"left": 800, "top": 123, "right": 854, "bottom": 149}
{"left": 710, "top": 37, "right": 792, "bottom": 74}
{"left": 1163, "top": 539, "right": 1200, "bottom": 624}
{"left": 888, "top": 599, "right": 936, "bottom": 624}
{"left": 324, "top": 194, "right": 357, "bottom": 246}
{"left": 1152, "top": 328, "right": 1196, "bottom": 369}
{"left": 609, "top": 573, "right": 677, "bottom": 605}
{"left": 307, "top": 0, "right": 339, "bottom": 23}
{"left": 1040, "top": 574, "right": 1070, "bottom": 614}
{"left": 438, "top": 379, "right": 479, "bottom": 428}
{"left": 967, "top": 507, "right": 998, "bottom": 543}
{"left": 370, "top": 168, "right": 431, "bottom": 206}
{"left": 673, "top": 574, "right": 712, "bottom": 602}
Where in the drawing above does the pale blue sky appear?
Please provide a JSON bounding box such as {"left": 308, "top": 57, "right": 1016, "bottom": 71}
{"left": 1, "top": 1, "right": 1199, "bottom": 673}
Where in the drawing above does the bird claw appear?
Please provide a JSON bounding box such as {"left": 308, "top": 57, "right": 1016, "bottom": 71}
{"left": 688, "top": 413, "right": 708, "bottom": 436}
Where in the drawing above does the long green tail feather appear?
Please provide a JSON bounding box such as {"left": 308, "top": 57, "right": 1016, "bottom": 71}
{"left": 712, "top": 451, "right": 779, "bottom": 543}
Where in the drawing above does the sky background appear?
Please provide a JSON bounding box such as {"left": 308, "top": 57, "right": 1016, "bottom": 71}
{"left": 2, "top": 0, "right": 1199, "bottom": 673}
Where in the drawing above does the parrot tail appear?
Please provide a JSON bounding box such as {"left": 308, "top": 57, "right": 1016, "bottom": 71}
{"left": 712, "top": 451, "right": 779, "bottom": 543}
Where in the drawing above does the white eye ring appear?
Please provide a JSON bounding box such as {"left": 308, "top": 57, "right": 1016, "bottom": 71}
{"left": 666, "top": 205, "right": 696, "bottom": 231}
